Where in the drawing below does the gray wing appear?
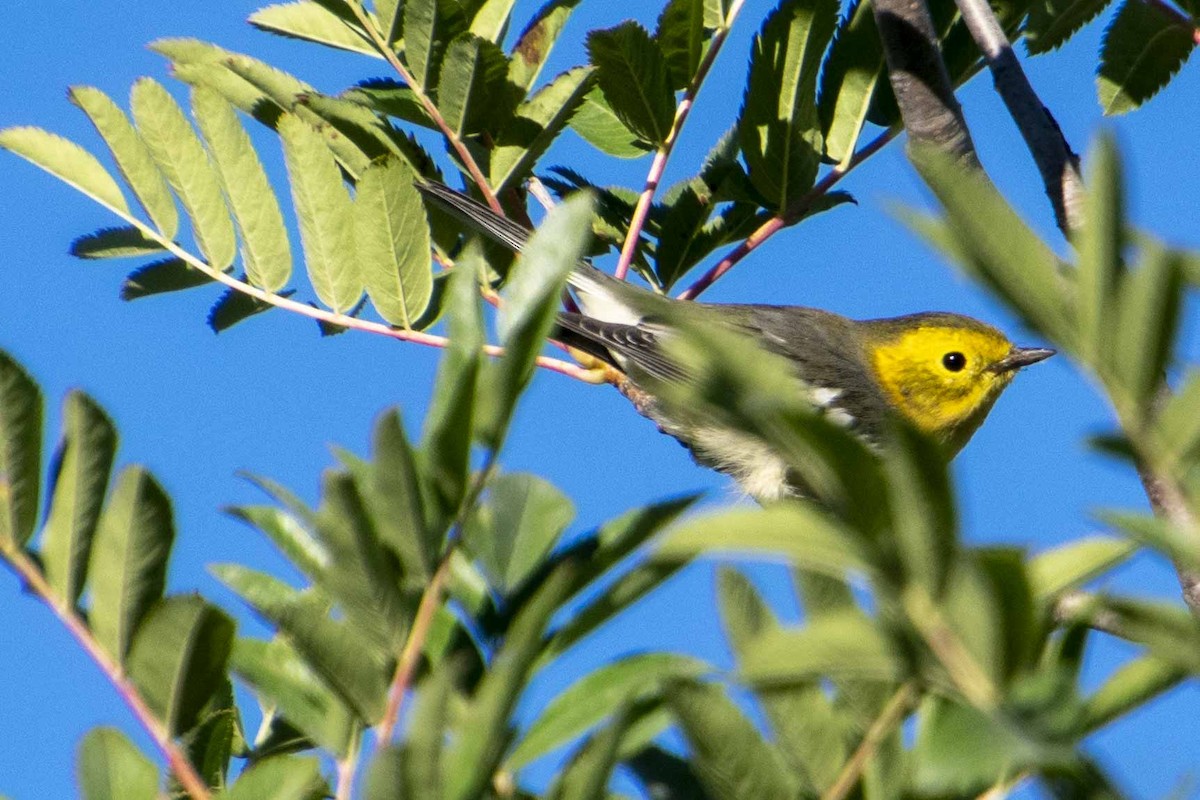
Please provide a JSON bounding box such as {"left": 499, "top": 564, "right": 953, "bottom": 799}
{"left": 555, "top": 313, "right": 686, "bottom": 383}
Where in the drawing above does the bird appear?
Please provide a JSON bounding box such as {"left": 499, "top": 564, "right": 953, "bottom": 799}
{"left": 416, "top": 181, "right": 1055, "bottom": 501}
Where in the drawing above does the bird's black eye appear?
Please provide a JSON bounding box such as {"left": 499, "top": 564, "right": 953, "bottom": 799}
{"left": 942, "top": 352, "right": 967, "bottom": 372}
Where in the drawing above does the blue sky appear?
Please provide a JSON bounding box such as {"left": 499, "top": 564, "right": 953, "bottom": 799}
{"left": 0, "top": 1, "right": 1197, "bottom": 797}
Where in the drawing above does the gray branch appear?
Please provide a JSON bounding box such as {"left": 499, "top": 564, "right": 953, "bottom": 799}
{"left": 953, "top": 0, "right": 1086, "bottom": 234}
{"left": 872, "top": 0, "right": 980, "bottom": 166}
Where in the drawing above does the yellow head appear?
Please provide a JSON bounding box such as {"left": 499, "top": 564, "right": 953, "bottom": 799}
{"left": 860, "top": 313, "right": 1054, "bottom": 454}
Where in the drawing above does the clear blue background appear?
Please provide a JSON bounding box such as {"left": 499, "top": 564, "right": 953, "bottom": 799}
{"left": 1, "top": 1, "right": 1197, "bottom": 796}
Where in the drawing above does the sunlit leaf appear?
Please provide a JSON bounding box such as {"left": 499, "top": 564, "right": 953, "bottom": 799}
{"left": 70, "top": 226, "right": 164, "bottom": 260}
{"left": 490, "top": 66, "right": 594, "bottom": 193}
{"left": 249, "top": 2, "right": 377, "bottom": 56}
{"left": 508, "top": 0, "right": 582, "bottom": 90}
{"left": 78, "top": 728, "right": 158, "bottom": 800}
{"left": 586, "top": 22, "right": 675, "bottom": 146}
{"left": 739, "top": 611, "right": 905, "bottom": 685}
{"left": 219, "top": 755, "right": 326, "bottom": 800}
{"left": 568, "top": 86, "right": 652, "bottom": 158}
{"left": 656, "top": 0, "right": 709, "bottom": 90}
{"left": 817, "top": 0, "right": 887, "bottom": 165}
{"left": 0, "top": 126, "right": 130, "bottom": 217}
{"left": 1097, "top": 0, "right": 1197, "bottom": 115}
{"left": 1027, "top": 535, "right": 1137, "bottom": 601}
{"left": 404, "top": 0, "right": 469, "bottom": 91}
{"left": 0, "top": 352, "right": 43, "bottom": 548}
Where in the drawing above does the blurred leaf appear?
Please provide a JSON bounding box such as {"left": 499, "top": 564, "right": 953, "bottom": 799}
{"left": 0, "top": 126, "right": 130, "bottom": 216}
{"left": 1097, "top": 0, "right": 1196, "bottom": 115}
{"left": 186, "top": 678, "right": 243, "bottom": 789}
{"left": 1027, "top": 535, "right": 1137, "bottom": 601}
{"left": 420, "top": 250, "right": 484, "bottom": 534}
{"left": 127, "top": 594, "right": 235, "bottom": 736}
{"left": 41, "top": 392, "right": 117, "bottom": 606}
{"left": 219, "top": 755, "right": 326, "bottom": 800}
{"left": 70, "top": 226, "right": 164, "bottom": 259}
{"left": 906, "top": 145, "right": 1075, "bottom": 346}
{"left": 0, "top": 353, "right": 43, "bottom": 549}
{"left": 568, "top": 86, "right": 653, "bottom": 157}
{"left": 657, "top": 503, "right": 872, "bottom": 579}
{"left": 626, "top": 745, "right": 713, "bottom": 800}
{"left": 1076, "top": 132, "right": 1124, "bottom": 370}
{"left": 656, "top": 0, "right": 709, "bottom": 90}
{"left": 193, "top": 88, "right": 293, "bottom": 292}
{"left": 739, "top": 0, "right": 838, "bottom": 210}
{"left": 491, "top": 66, "right": 594, "bottom": 193}
{"left": 215, "top": 564, "right": 391, "bottom": 721}
{"left": 230, "top": 636, "right": 357, "bottom": 756}
{"left": 77, "top": 728, "right": 158, "bottom": 800}
{"left": 479, "top": 191, "right": 594, "bottom": 448}
{"left": 366, "top": 409, "right": 434, "bottom": 581}
{"left": 883, "top": 424, "right": 957, "bottom": 596}
{"left": 1112, "top": 242, "right": 1183, "bottom": 413}
{"left": 69, "top": 85, "right": 179, "bottom": 236}
{"left": 508, "top": 652, "right": 706, "bottom": 769}
{"left": 249, "top": 2, "right": 376, "bottom": 56}
{"left": 226, "top": 503, "right": 328, "bottom": 583}
{"left": 818, "top": 0, "right": 887, "bottom": 166}
{"left": 437, "top": 33, "right": 515, "bottom": 136}
{"left": 465, "top": 473, "right": 574, "bottom": 593}
{"left": 277, "top": 113, "right": 361, "bottom": 313}
{"left": 88, "top": 466, "right": 174, "bottom": 662}
{"left": 546, "top": 708, "right": 633, "bottom": 800}
{"left": 355, "top": 156, "right": 433, "bottom": 328}
{"left": 1026, "top": 0, "right": 1116, "bottom": 53}
{"left": 1083, "top": 596, "right": 1200, "bottom": 670}
{"left": 1152, "top": 369, "right": 1200, "bottom": 474}
{"left": 130, "top": 78, "right": 237, "bottom": 270}
{"left": 667, "top": 679, "right": 801, "bottom": 800}
{"left": 1081, "top": 654, "right": 1187, "bottom": 731}
{"left": 121, "top": 258, "right": 214, "bottom": 300}
{"left": 586, "top": 22, "right": 676, "bottom": 146}
{"left": 508, "top": 0, "right": 582, "bottom": 90}
{"left": 740, "top": 611, "right": 905, "bottom": 685}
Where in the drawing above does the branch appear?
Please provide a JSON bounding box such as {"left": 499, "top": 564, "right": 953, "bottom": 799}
{"left": 0, "top": 546, "right": 211, "bottom": 800}
{"left": 614, "top": 0, "right": 747, "bottom": 279}
{"left": 1135, "top": 460, "right": 1200, "bottom": 615}
{"left": 345, "top": 1, "right": 502, "bottom": 213}
{"left": 821, "top": 683, "right": 917, "bottom": 800}
{"left": 872, "top": 0, "right": 979, "bottom": 164}
{"left": 953, "top": 0, "right": 1085, "bottom": 235}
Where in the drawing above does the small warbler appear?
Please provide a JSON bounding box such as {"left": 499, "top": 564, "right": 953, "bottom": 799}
{"left": 418, "top": 182, "right": 1054, "bottom": 501}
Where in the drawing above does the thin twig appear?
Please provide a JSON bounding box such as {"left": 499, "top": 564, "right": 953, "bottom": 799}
{"left": 976, "top": 772, "right": 1028, "bottom": 800}
{"left": 953, "top": 0, "right": 1085, "bottom": 235}
{"left": 345, "top": 1, "right": 502, "bottom": 213}
{"left": 613, "top": 0, "right": 747, "bottom": 279}
{"left": 334, "top": 730, "right": 361, "bottom": 800}
{"left": 0, "top": 546, "right": 211, "bottom": 800}
{"left": 678, "top": 127, "right": 898, "bottom": 300}
{"left": 821, "top": 683, "right": 917, "bottom": 800}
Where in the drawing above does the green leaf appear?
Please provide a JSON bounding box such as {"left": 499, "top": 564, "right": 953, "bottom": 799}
{"left": 490, "top": 66, "right": 594, "bottom": 193}
{"left": 817, "top": 0, "right": 887, "bottom": 166}
{"left": 480, "top": 191, "right": 594, "bottom": 448}
{"left": 906, "top": 145, "right": 1075, "bottom": 346}
{"left": 70, "top": 227, "right": 164, "bottom": 260}
{"left": 127, "top": 594, "right": 235, "bottom": 736}
{"left": 0, "top": 352, "right": 43, "bottom": 549}
{"left": 1081, "top": 654, "right": 1186, "bottom": 731}
{"left": 444, "top": 561, "right": 581, "bottom": 800}
{"left": 464, "top": 473, "right": 574, "bottom": 593}
{"left": 656, "top": 503, "right": 871, "bottom": 579}
{"left": 398, "top": 667, "right": 454, "bottom": 798}
{"left": 546, "top": 709, "right": 634, "bottom": 800}
{"left": 364, "top": 409, "right": 433, "bottom": 580}
{"left": 739, "top": 0, "right": 838, "bottom": 210}
{"left": 215, "top": 564, "right": 392, "bottom": 721}
{"left": 656, "top": 0, "right": 709, "bottom": 90}
{"left": 420, "top": 252, "right": 484, "bottom": 534}
{"left": 354, "top": 157, "right": 433, "bottom": 328}
{"left": 229, "top": 636, "right": 357, "bottom": 756}
{"left": 208, "top": 287, "right": 281, "bottom": 333}
{"left": 41, "top": 391, "right": 117, "bottom": 607}
{"left": 1097, "top": 0, "right": 1196, "bottom": 115}
{"left": 69, "top": 86, "right": 179, "bottom": 236}
{"left": 507, "top": 0, "right": 582, "bottom": 90}
{"left": 249, "top": 2, "right": 378, "bottom": 56}
{"left": 187, "top": 679, "right": 242, "bottom": 790}
{"left": 87, "top": 466, "right": 175, "bottom": 662}
{"left": 121, "top": 258, "right": 214, "bottom": 300}
{"left": 1027, "top": 536, "right": 1137, "bottom": 602}
{"left": 667, "top": 680, "right": 801, "bottom": 800}
{"left": 739, "top": 611, "right": 905, "bottom": 685}
{"left": 1112, "top": 242, "right": 1183, "bottom": 412}
{"left": 470, "top": 0, "right": 518, "bottom": 41}
{"left": 436, "top": 33, "right": 514, "bottom": 136}
{"left": 403, "top": 0, "right": 469, "bottom": 91}
{"left": 277, "top": 113, "right": 362, "bottom": 313}
{"left": 375, "top": 0, "right": 403, "bottom": 44}
{"left": 78, "top": 728, "right": 159, "bottom": 800}
{"left": 130, "top": 78, "right": 237, "bottom": 270}
{"left": 1025, "top": 0, "right": 1117, "bottom": 54}
{"left": 219, "top": 755, "right": 326, "bottom": 800}
{"left": 193, "top": 88, "right": 293, "bottom": 293}
{"left": 586, "top": 22, "right": 676, "bottom": 146}
{"left": 883, "top": 424, "right": 957, "bottom": 595}
{"left": 1152, "top": 369, "right": 1200, "bottom": 473}
{"left": 568, "top": 86, "right": 652, "bottom": 158}
{"left": 1076, "top": 132, "right": 1124, "bottom": 370}
{"left": 0, "top": 126, "right": 130, "bottom": 217}
{"left": 509, "top": 653, "right": 706, "bottom": 769}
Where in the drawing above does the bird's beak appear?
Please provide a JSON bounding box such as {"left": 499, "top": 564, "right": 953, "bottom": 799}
{"left": 989, "top": 346, "right": 1056, "bottom": 373}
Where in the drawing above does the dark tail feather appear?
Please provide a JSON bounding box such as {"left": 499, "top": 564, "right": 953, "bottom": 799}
{"left": 415, "top": 180, "right": 532, "bottom": 253}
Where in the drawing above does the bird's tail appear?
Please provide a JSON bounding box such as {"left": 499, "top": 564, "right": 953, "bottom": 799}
{"left": 414, "top": 180, "right": 647, "bottom": 325}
